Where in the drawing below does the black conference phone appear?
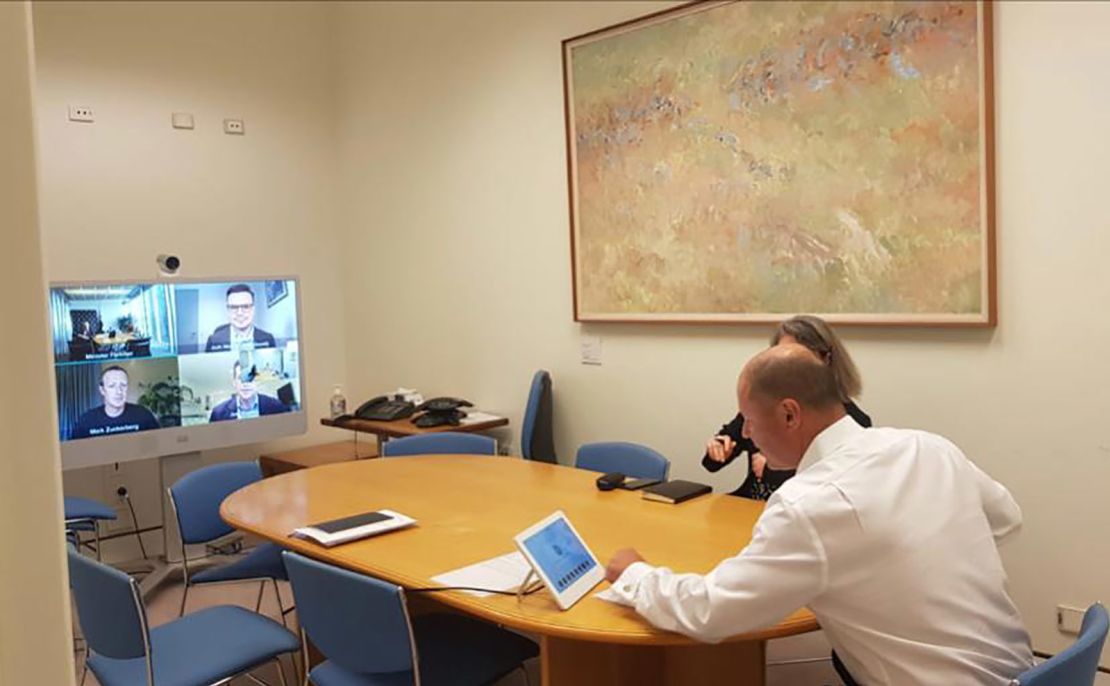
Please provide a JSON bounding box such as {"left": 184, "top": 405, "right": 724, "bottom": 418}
{"left": 352, "top": 395, "right": 416, "bottom": 422}
{"left": 412, "top": 397, "right": 473, "bottom": 427}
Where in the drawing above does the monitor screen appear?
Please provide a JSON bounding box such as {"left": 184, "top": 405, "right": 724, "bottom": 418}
{"left": 49, "top": 278, "right": 305, "bottom": 468}
{"left": 521, "top": 516, "right": 598, "bottom": 593}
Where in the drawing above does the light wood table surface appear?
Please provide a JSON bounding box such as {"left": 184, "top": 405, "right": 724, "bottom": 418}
{"left": 221, "top": 456, "right": 817, "bottom": 685}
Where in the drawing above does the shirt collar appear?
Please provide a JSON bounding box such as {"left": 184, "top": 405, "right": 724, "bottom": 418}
{"left": 797, "top": 414, "right": 865, "bottom": 473}
{"left": 237, "top": 394, "right": 259, "bottom": 412}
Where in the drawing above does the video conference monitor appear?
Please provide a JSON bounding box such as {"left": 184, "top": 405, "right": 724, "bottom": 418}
{"left": 49, "top": 278, "right": 306, "bottom": 469}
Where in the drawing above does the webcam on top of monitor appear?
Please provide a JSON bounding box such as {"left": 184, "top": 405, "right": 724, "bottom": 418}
{"left": 156, "top": 254, "right": 181, "bottom": 277}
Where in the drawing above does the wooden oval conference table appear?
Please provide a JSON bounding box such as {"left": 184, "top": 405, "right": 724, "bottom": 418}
{"left": 221, "top": 455, "right": 818, "bottom": 685}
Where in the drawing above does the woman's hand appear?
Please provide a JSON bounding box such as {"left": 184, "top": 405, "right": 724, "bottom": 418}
{"left": 706, "top": 435, "right": 736, "bottom": 462}
{"left": 751, "top": 452, "right": 767, "bottom": 479}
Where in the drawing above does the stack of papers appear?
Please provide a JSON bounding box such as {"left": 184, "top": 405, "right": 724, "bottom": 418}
{"left": 291, "top": 509, "right": 416, "bottom": 547}
{"left": 431, "top": 551, "right": 533, "bottom": 596}
{"left": 459, "top": 411, "right": 504, "bottom": 426}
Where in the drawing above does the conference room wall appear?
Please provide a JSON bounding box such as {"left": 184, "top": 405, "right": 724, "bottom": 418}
{"left": 0, "top": 3, "right": 75, "bottom": 684}
{"left": 333, "top": 0, "right": 1110, "bottom": 662}
{"left": 31, "top": 1, "right": 346, "bottom": 561}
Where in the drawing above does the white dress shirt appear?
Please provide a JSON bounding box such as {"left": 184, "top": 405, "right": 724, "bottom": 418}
{"left": 610, "top": 416, "right": 1033, "bottom": 685}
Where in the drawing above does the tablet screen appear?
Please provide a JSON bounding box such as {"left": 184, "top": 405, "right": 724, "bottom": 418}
{"left": 521, "top": 516, "right": 597, "bottom": 593}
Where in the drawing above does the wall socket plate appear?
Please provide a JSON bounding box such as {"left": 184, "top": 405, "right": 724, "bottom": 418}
{"left": 1057, "top": 604, "right": 1085, "bottom": 634}
{"left": 223, "top": 118, "right": 245, "bottom": 135}
{"left": 68, "top": 105, "right": 94, "bottom": 123}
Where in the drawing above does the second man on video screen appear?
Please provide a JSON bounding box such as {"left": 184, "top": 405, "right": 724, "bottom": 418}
{"left": 209, "top": 359, "right": 290, "bottom": 421}
{"left": 205, "top": 284, "right": 276, "bottom": 352}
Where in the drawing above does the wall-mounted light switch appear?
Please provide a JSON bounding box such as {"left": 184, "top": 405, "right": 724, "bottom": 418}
{"left": 171, "top": 112, "right": 195, "bottom": 130}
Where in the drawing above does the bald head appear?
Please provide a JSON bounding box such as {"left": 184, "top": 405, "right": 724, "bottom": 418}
{"left": 741, "top": 344, "right": 842, "bottom": 412}
{"left": 735, "top": 344, "right": 847, "bottom": 470}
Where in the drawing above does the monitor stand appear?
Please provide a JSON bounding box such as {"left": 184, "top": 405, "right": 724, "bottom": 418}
{"left": 122, "top": 450, "right": 204, "bottom": 599}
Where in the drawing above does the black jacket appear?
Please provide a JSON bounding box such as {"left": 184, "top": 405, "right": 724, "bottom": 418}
{"left": 205, "top": 324, "right": 276, "bottom": 353}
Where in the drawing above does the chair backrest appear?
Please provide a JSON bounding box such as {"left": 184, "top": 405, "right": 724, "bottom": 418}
{"left": 67, "top": 547, "right": 150, "bottom": 661}
{"left": 521, "top": 370, "right": 556, "bottom": 463}
{"left": 575, "top": 441, "right": 670, "bottom": 481}
{"left": 382, "top": 432, "right": 496, "bottom": 458}
{"left": 169, "top": 461, "right": 262, "bottom": 545}
{"left": 68, "top": 338, "right": 92, "bottom": 355}
{"left": 283, "top": 551, "right": 417, "bottom": 676}
{"left": 1013, "top": 603, "right": 1108, "bottom": 685}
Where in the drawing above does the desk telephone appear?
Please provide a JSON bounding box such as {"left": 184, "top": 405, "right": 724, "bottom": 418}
{"left": 351, "top": 395, "right": 473, "bottom": 423}
{"left": 353, "top": 395, "right": 416, "bottom": 422}
{"left": 412, "top": 397, "right": 473, "bottom": 427}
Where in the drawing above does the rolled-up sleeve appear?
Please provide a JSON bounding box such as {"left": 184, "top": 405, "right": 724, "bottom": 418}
{"left": 609, "top": 499, "right": 827, "bottom": 643}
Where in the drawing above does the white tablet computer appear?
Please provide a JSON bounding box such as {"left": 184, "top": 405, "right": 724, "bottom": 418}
{"left": 513, "top": 510, "right": 604, "bottom": 610}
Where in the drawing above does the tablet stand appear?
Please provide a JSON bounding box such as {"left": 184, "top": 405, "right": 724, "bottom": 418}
{"left": 516, "top": 567, "right": 544, "bottom": 602}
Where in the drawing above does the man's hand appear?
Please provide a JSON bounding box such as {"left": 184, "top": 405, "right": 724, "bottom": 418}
{"left": 606, "top": 547, "right": 645, "bottom": 583}
{"left": 751, "top": 452, "right": 767, "bottom": 479}
{"left": 705, "top": 435, "right": 735, "bottom": 462}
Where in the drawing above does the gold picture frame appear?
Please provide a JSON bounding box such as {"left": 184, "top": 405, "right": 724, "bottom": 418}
{"left": 564, "top": 1, "right": 995, "bottom": 326}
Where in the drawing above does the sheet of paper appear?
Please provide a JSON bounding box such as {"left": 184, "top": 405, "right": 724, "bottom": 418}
{"left": 431, "top": 551, "right": 532, "bottom": 597}
{"left": 459, "top": 411, "right": 504, "bottom": 425}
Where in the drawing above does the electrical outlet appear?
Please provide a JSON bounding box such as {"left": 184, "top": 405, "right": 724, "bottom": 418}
{"left": 1057, "top": 605, "right": 1084, "bottom": 634}
{"left": 68, "top": 105, "right": 94, "bottom": 123}
{"left": 223, "top": 118, "right": 245, "bottom": 135}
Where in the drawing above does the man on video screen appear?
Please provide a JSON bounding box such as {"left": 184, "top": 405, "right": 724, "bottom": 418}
{"left": 209, "top": 360, "right": 290, "bottom": 422}
{"left": 73, "top": 366, "right": 161, "bottom": 439}
{"left": 205, "top": 284, "right": 277, "bottom": 353}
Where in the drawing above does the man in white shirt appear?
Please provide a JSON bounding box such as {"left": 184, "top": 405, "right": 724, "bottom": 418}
{"left": 605, "top": 344, "right": 1033, "bottom": 685}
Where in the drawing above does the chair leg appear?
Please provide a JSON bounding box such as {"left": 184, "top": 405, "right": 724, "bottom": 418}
{"left": 178, "top": 583, "right": 189, "bottom": 617}
{"left": 93, "top": 522, "right": 102, "bottom": 561}
{"left": 255, "top": 580, "right": 266, "bottom": 613}
{"left": 273, "top": 578, "right": 287, "bottom": 627}
{"left": 79, "top": 661, "right": 88, "bottom": 686}
{"left": 301, "top": 628, "right": 312, "bottom": 686}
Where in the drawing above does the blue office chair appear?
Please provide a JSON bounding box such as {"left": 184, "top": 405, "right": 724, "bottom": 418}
{"left": 283, "top": 551, "right": 538, "bottom": 685}
{"left": 168, "top": 461, "right": 288, "bottom": 621}
{"left": 1011, "top": 603, "right": 1108, "bottom": 685}
{"left": 68, "top": 547, "right": 297, "bottom": 686}
{"left": 575, "top": 441, "right": 670, "bottom": 481}
{"left": 522, "top": 370, "right": 556, "bottom": 463}
{"left": 65, "top": 495, "right": 119, "bottom": 561}
{"left": 381, "top": 432, "right": 496, "bottom": 457}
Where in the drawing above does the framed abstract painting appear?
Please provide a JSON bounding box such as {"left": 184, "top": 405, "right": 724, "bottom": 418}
{"left": 563, "top": 1, "right": 995, "bottom": 326}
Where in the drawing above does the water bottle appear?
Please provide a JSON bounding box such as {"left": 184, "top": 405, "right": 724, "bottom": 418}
{"left": 330, "top": 385, "right": 347, "bottom": 418}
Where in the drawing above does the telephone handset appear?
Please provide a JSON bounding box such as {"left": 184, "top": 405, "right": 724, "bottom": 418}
{"left": 353, "top": 395, "right": 416, "bottom": 422}
{"left": 415, "top": 397, "right": 473, "bottom": 413}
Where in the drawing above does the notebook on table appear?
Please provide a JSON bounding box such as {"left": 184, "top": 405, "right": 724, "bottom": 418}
{"left": 290, "top": 509, "right": 416, "bottom": 547}
{"left": 641, "top": 480, "right": 712, "bottom": 505}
